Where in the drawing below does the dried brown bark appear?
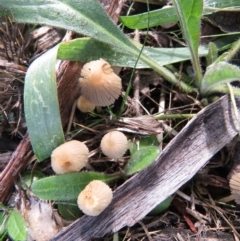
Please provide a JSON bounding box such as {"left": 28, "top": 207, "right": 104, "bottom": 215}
{"left": 51, "top": 95, "right": 240, "bottom": 241}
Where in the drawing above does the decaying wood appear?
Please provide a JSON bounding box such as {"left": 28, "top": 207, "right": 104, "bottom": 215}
{"left": 0, "top": 134, "right": 32, "bottom": 202}
{"left": 51, "top": 95, "right": 240, "bottom": 241}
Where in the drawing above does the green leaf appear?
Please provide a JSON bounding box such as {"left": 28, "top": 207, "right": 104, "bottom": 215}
{"left": 172, "top": 0, "right": 203, "bottom": 87}
{"left": 201, "top": 62, "right": 240, "bottom": 95}
{"left": 0, "top": 212, "right": 7, "bottom": 236}
{"left": 125, "top": 146, "right": 160, "bottom": 175}
{"left": 149, "top": 196, "right": 173, "bottom": 215}
{"left": 138, "top": 135, "right": 159, "bottom": 148}
{"left": 128, "top": 135, "right": 159, "bottom": 156}
{"left": 7, "top": 210, "right": 26, "bottom": 241}
{"left": 24, "top": 45, "right": 65, "bottom": 162}
{"left": 31, "top": 172, "right": 120, "bottom": 201}
{"left": 119, "top": 1, "right": 240, "bottom": 29}
{"left": 120, "top": 6, "right": 178, "bottom": 30}
{"left": 58, "top": 37, "right": 209, "bottom": 67}
{"left": 58, "top": 203, "right": 81, "bottom": 220}
{"left": 206, "top": 42, "right": 218, "bottom": 66}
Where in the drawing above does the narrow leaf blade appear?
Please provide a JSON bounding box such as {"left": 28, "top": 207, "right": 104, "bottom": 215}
{"left": 24, "top": 45, "right": 65, "bottom": 161}
{"left": 119, "top": 7, "right": 178, "bottom": 30}
{"left": 31, "top": 172, "right": 120, "bottom": 201}
{"left": 57, "top": 37, "right": 209, "bottom": 67}
{"left": 172, "top": 0, "right": 203, "bottom": 85}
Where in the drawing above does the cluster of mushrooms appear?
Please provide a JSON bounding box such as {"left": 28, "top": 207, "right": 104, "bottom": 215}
{"left": 51, "top": 59, "right": 128, "bottom": 216}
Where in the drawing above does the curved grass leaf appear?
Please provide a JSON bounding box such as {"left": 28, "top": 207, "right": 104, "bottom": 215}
{"left": 58, "top": 37, "right": 209, "bottom": 67}
{"left": 172, "top": 0, "right": 203, "bottom": 87}
{"left": 31, "top": 172, "right": 120, "bottom": 201}
{"left": 24, "top": 45, "right": 65, "bottom": 161}
{"left": 7, "top": 210, "right": 26, "bottom": 241}
{"left": 120, "top": 7, "right": 177, "bottom": 30}
{"left": 125, "top": 146, "right": 160, "bottom": 176}
{"left": 120, "top": 0, "right": 240, "bottom": 29}
{"left": 201, "top": 62, "right": 240, "bottom": 95}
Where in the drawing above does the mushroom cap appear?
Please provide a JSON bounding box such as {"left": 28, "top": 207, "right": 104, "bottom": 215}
{"left": 100, "top": 131, "right": 128, "bottom": 159}
{"left": 76, "top": 95, "right": 95, "bottom": 113}
{"left": 77, "top": 180, "right": 113, "bottom": 216}
{"left": 229, "top": 172, "right": 240, "bottom": 204}
{"left": 51, "top": 140, "right": 89, "bottom": 174}
{"left": 79, "top": 58, "right": 122, "bottom": 107}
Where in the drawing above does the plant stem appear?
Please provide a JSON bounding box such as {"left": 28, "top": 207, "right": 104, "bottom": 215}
{"left": 154, "top": 113, "right": 195, "bottom": 120}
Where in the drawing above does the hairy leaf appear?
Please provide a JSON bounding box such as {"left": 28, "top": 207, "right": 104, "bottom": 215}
{"left": 31, "top": 172, "right": 120, "bottom": 201}
{"left": 201, "top": 62, "right": 240, "bottom": 95}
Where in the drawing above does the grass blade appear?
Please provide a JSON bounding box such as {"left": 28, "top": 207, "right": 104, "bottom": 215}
{"left": 172, "top": 0, "right": 203, "bottom": 87}
{"left": 58, "top": 38, "right": 210, "bottom": 67}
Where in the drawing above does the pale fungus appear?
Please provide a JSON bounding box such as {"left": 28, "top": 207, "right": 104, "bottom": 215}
{"left": 100, "top": 130, "right": 128, "bottom": 159}
{"left": 51, "top": 140, "right": 89, "bottom": 174}
{"left": 76, "top": 95, "right": 95, "bottom": 113}
{"left": 77, "top": 180, "right": 113, "bottom": 216}
{"left": 79, "top": 58, "right": 122, "bottom": 106}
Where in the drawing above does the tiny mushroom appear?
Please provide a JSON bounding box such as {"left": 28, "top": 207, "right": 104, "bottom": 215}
{"left": 76, "top": 95, "right": 95, "bottom": 113}
{"left": 77, "top": 180, "right": 113, "bottom": 216}
{"left": 51, "top": 140, "right": 89, "bottom": 174}
{"left": 100, "top": 130, "right": 128, "bottom": 159}
{"left": 79, "top": 58, "right": 122, "bottom": 107}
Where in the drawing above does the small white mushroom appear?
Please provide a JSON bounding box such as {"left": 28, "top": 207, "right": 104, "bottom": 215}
{"left": 51, "top": 140, "right": 89, "bottom": 174}
{"left": 100, "top": 131, "right": 128, "bottom": 159}
{"left": 77, "top": 180, "right": 113, "bottom": 216}
{"left": 79, "top": 58, "right": 122, "bottom": 107}
{"left": 76, "top": 95, "right": 95, "bottom": 113}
